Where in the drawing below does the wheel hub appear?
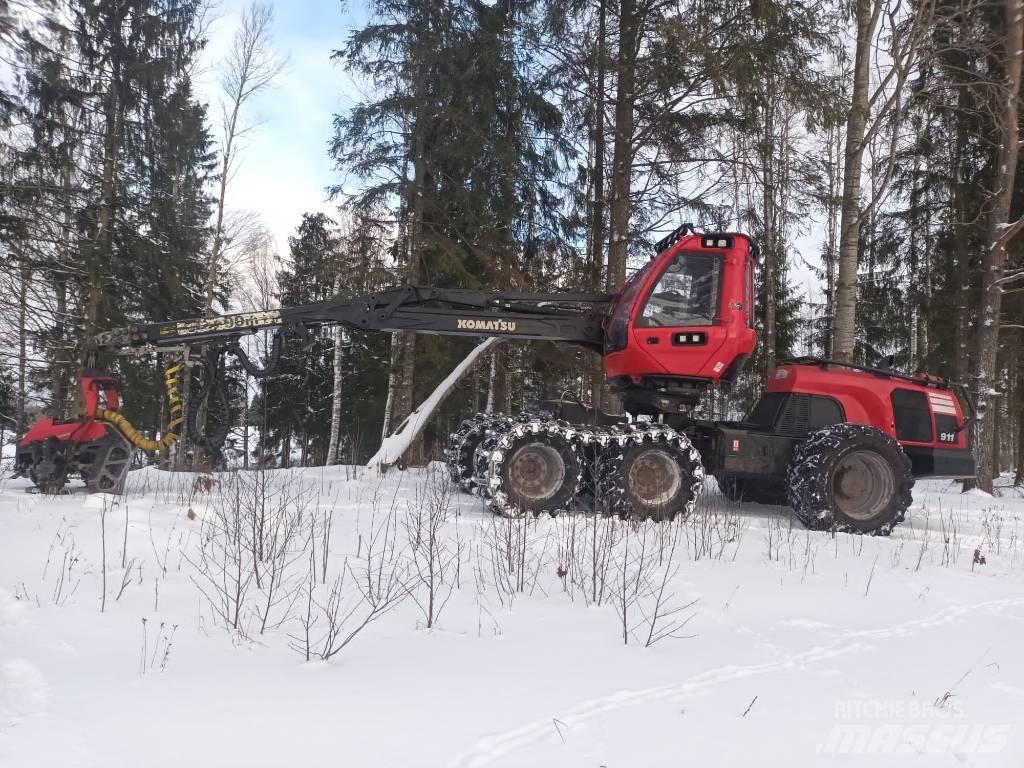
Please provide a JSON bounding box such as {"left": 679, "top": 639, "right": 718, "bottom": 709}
{"left": 628, "top": 449, "right": 682, "bottom": 507}
{"left": 833, "top": 450, "right": 894, "bottom": 521}
{"left": 507, "top": 443, "right": 566, "bottom": 502}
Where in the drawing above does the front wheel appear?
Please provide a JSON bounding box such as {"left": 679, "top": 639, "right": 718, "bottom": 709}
{"left": 786, "top": 423, "right": 913, "bottom": 535}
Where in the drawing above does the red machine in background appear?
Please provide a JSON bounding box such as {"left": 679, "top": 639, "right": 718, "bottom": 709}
{"left": 17, "top": 374, "right": 133, "bottom": 494}
{"left": 16, "top": 225, "right": 976, "bottom": 536}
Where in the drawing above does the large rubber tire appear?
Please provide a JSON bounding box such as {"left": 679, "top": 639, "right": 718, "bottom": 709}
{"left": 596, "top": 427, "right": 704, "bottom": 521}
{"left": 446, "top": 413, "right": 505, "bottom": 493}
{"left": 487, "top": 421, "right": 582, "bottom": 516}
{"left": 717, "top": 475, "right": 787, "bottom": 505}
{"left": 445, "top": 414, "right": 483, "bottom": 488}
{"left": 472, "top": 425, "right": 509, "bottom": 498}
{"left": 786, "top": 423, "right": 913, "bottom": 535}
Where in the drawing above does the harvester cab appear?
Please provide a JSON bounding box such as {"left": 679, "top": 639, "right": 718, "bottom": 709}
{"left": 603, "top": 226, "right": 758, "bottom": 416}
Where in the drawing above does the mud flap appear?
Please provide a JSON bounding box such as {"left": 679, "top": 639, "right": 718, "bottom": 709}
{"left": 78, "top": 425, "right": 134, "bottom": 494}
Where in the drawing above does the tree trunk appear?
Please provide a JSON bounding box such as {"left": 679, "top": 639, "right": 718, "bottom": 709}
{"left": 973, "top": 0, "right": 1024, "bottom": 493}
{"left": 605, "top": 0, "right": 637, "bottom": 293}
{"left": 326, "top": 259, "right": 346, "bottom": 464}
{"left": 16, "top": 256, "right": 28, "bottom": 436}
{"left": 953, "top": 98, "right": 972, "bottom": 382}
{"left": 203, "top": 104, "right": 237, "bottom": 317}
{"left": 85, "top": 78, "right": 122, "bottom": 342}
{"left": 832, "top": 0, "right": 874, "bottom": 363}
{"left": 242, "top": 371, "right": 250, "bottom": 470}
{"left": 760, "top": 97, "right": 777, "bottom": 377}
{"left": 1011, "top": 346, "right": 1019, "bottom": 483}
{"left": 589, "top": 0, "right": 608, "bottom": 410}
{"left": 382, "top": 98, "right": 425, "bottom": 444}
{"left": 326, "top": 324, "right": 345, "bottom": 464}
{"left": 50, "top": 276, "right": 68, "bottom": 420}
{"left": 485, "top": 346, "right": 508, "bottom": 414}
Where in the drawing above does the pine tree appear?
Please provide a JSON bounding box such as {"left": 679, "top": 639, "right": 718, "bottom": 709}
{"left": 256, "top": 213, "right": 341, "bottom": 465}
{"left": 1, "top": 0, "right": 214, "bottom": 439}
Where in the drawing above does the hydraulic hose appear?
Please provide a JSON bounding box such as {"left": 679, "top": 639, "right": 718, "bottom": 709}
{"left": 186, "top": 350, "right": 231, "bottom": 451}
{"left": 226, "top": 333, "right": 282, "bottom": 378}
{"left": 97, "top": 364, "right": 184, "bottom": 453}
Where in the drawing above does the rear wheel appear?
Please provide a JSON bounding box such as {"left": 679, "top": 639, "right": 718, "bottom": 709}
{"left": 786, "top": 423, "right": 913, "bottom": 535}
{"left": 488, "top": 421, "right": 582, "bottom": 516}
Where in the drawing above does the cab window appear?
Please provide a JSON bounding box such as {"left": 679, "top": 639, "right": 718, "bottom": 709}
{"left": 604, "top": 259, "right": 656, "bottom": 352}
{"left": 636, "top": 251, "right": 721, "bottom": 327}
{"left": 891, "top": 388, "right": 933, "bottom": 442}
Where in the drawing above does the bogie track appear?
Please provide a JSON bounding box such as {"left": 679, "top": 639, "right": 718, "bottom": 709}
{"left": 445, "top": 413, "right": 705, "bottom": 521}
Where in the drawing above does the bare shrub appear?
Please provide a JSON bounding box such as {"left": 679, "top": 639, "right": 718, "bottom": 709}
{"left": 403, "top": 469, "right": 460, "bottom": 629}
{"left": 611, "top": 520, "right": 698, "bottom": 647}
{"left": 555, "top": 513, "right": 619, "bottom": 606}
{"left": 480, "top": 511, "right": 553, "bottom": 608}
{"left": 186, "top": 470, "right": 310, "bottom": 637}
{"left": 139, "top": 617, "right": 178, "bottom": 674}
{"left": 289, "top": 496, "right": 408, "bottom": 660}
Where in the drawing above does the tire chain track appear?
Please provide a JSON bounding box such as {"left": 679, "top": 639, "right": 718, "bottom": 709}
{"left": 449, "top": 597, "right": 1024, "bottom": 767}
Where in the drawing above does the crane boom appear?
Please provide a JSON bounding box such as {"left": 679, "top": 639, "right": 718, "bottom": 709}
{"left": 94, "top": 286, "right": 612, "bottom": 351}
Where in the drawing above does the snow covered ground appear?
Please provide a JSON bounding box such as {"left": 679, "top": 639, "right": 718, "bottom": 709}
{"left": 0, "top": 463, "right": 1022, "bottom": 767}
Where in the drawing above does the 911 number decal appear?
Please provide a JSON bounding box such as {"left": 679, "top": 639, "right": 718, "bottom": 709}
{"left": 938, "top": 431, "right": 957, "bottom": 444}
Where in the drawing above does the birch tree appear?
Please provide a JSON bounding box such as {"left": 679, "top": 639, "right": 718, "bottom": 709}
{"left": 203, "top": 2, "right": 283, "bottom": 317}
{"left": 831, "top": 0, "right": 934, "bottom": 363}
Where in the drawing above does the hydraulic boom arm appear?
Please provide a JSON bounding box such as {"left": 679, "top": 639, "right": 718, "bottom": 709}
{"left": 94, "top": 286, "right": 612, "bottom": 351}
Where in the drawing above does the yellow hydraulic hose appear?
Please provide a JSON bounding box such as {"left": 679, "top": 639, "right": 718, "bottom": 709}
{"left": 97, "top": 364, "right": 184, "bottom": 453}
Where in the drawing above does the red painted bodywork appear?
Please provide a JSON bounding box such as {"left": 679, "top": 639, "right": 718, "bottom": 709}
{"left": 18, "top": 375, "right": 122, "bottom": 448}
{"left": 603, "top": 233, "right": 758, "bottom": 385}
{"left": 767, "top": 363, "right": 968, "bottom": 450}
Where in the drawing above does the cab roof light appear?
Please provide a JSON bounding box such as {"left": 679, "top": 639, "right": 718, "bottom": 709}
{"left": 702, "top": 234, "right": 732, "bottom": 249}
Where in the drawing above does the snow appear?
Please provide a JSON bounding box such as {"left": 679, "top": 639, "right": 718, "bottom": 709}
{"left": 0, "top": 659, "right": 47, "bottom": 731}
{"left": 368, "top": 337, "right": 501, "bottom": 467}
{"left": 0, "top": 466, "right": 1023, "bottom": 767}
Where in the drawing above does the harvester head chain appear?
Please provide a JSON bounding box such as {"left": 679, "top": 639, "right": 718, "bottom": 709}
{"left": 445, "top": 412, "right": 509, "bottom": 491}
{"left": 594, "top": 422, "right": 705, "bottom": 521}
{"left": 485, "top": 418, "right": 585, "bottom": 517}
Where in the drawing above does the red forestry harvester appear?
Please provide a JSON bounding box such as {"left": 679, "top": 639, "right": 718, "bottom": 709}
{"left": 16, "top": 225, "right": 975, "bottom": 534}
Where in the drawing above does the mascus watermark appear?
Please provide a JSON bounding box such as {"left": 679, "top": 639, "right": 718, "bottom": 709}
{"left": 818, "top": 698, "right": 1009, "bottom": 755}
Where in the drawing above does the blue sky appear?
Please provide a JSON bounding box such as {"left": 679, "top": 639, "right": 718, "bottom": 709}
{"left": 196, "top": 0, "right": 367, "bottom": 255}
{"left": 197, "top": 1, "right": 824, "bottom": 313}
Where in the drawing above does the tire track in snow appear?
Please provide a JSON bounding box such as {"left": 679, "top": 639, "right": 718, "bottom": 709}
{"left": 449, "top": 597, "right": 1024, "bottom": 768}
